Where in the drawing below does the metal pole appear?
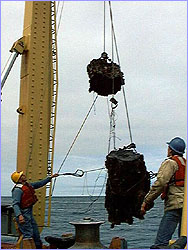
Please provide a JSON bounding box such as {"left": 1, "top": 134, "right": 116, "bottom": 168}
{"left": 1, "top": 52, "right": 19, "bottom": 89}
{"left": 180, "top": 156, "right": 187, "bottom": 237}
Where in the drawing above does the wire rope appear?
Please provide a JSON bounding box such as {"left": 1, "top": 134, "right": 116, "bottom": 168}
{"left": 1, "top": 54, "right": 12, "bottom": 77}
{"left": 84, "top": 2, "right": 120, "bottom": 209}
{"left": 56, "top": 1, "right": 60, "bottom": 15}
{"left": 84, "top": 172, "right": 107, "bottom": 214}
{"left": 108, "top": 1, "right": 120, "bottom": 65}
{"left": 51, "top": 95, "right": 99, "bottom": 194}
{"left": 52, "top": 2, "right": 133, "bottom": 209}
{"left": 122, "top": 86, "right": 133, "bottom": 143}
{"left": 103, "top": 1, "right": 106, "bottom": 52}
{"left": 57, "top": 1, "right": 65, "bottom": 33}
{"left": 83, "top": 2, "right": 118, "bottom": 209}
{"left": 108, "top": 1, "right": 133, "bottom": 144}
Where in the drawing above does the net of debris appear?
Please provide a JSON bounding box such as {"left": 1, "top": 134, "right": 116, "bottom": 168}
{"left": 105, "top": 145, "right": 151, "bottom": 227}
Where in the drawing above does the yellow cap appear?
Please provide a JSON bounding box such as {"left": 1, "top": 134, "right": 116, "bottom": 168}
{"left": 11, "top": 171, "right": 24, "bottom": 183}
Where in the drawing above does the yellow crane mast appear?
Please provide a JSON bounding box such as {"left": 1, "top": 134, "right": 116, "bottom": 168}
{"left": 15, "top": 1, "right": 58, "bottom": 230}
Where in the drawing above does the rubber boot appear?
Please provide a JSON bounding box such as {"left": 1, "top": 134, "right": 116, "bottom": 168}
{"left": 23, "top": 238, "right": 36, "bottom": 249}
{"left": 35, "top": 240, "right": 43, "bottom": 249}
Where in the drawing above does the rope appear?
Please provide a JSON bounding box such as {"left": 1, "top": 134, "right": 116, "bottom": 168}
{"left": 149, "top": 171, "right": 157, "bottom": 179}
{"left": 123, "top": 174, "right": 148, "bottom": 195}
{"left": 108, "top": 1, "right": 133, "bottom": 144}
{"left": 103, "top": 1, "right": 106, "bottom": 52}
{"left": 92, "top": 92, "right": 97, "bottom": 115}
{"left": 58, "top": 169, "right": 84, "bottom": 177}
{"left": 82, "top": 168, "right": 105, "bottom": 197}
{"left": 1, "top": 54, "right": 12, "bottom": 77}
{"left": 107, "top": 100, "right": 112, "bottom": 153}
{"left": 109, "top": 171, "right": 157, "bottom": 197}
{"left": 56, "top": 1, "right": 60, "bottom": 14}
{"left": 122, "top": 87, "right": 133, "bottom": 143}
{"left": 107, "top": 97, "right": 120, "bottom": 153}
{"left": 51, "top": 95, "right": 99, "bottom": 194}
{"left": 108, "top": 1, "right": 120, "bottom": 65}
{"left": 125, "top": 171, "right": 157, "bottom": 193}
{"left": 52, "top": 1, "right": 133, "bottom": 208}
{"left": 57, "top": 95, "right": 98, "bottom": 174}
{"left": 82, "top": 170, "right": 156, "bottom": 213}
{"left": 84, "top": 172, "right": 107, "bottom": 214}
{"left": 58, "top": 167, "right": 106, "bottom": 177}
{"left": 57, "top": 1, "right": 65, "bottom": 33}
{"left": 84, "top": 167, "right": 105, "bottom": 174}
{"left": 109, "top": 105, "right": 116, "bottom": 152}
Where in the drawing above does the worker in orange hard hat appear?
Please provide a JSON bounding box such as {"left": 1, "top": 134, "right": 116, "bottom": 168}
{"left": 140, "top": 137, "right": 186, "bottom": 248}
{"left": 11, "top": 171, "right": 59, "bottom": 249}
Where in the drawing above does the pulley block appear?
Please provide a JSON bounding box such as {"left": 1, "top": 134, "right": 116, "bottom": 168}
{"left": 105, "top": 145, "right": 151, "bottom": 227}
{"left": 87, "top": 52, "right": 125, "bottom": 96}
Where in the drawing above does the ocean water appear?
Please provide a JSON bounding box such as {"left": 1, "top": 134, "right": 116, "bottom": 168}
{"left": 1, "top": 196, "right": 179, "bottom": 249}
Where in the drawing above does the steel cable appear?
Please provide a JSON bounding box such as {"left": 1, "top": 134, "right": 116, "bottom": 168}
{"left": 51, "top": 95, "right": 99, "bottom": 195}
{"left": 108, "top": 1, "right": 133, "bottom": 144}
{"left": 1, "top": 54, "right": 12, "bottom": 77}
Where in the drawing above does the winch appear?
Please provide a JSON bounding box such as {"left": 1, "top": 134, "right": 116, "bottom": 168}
{"left": 69, "top": 217, "right": 107, "bottom": 249}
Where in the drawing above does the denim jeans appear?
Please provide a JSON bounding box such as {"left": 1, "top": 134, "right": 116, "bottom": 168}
{"left": 16, "top": 207, "right": 42, "bottom": 248}
{"left": 154, "top": 208, "right": 182, "bottom": 246}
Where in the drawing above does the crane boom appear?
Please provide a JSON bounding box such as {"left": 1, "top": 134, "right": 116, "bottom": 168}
{"left": 16, "top": 1, "right": 58, "bottom": 230}
{"left": 1, "top": 37, "right": 26, "bottom": 89}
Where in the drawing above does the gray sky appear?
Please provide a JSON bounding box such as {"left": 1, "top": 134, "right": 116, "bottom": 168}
{"left": 1, "top": 1, "right": 187, "bottom": 196}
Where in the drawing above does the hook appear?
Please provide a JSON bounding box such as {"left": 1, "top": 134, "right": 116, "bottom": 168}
{"left": 58, "top": 169, "right": 84, "bottom": 177}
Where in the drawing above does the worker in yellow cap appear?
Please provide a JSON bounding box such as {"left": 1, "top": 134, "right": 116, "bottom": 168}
{"left": 11, "top": 171, "right": 59, "bottom": 249}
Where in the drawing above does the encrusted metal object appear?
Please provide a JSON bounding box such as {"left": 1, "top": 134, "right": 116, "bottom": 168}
{"left": 69, "top": 217, "right": 107, "bottom": 249}
{"left": 105, "top": 146, "right": 151, "bottom": 227}
{"left": 87, "top": 52, "right": 125, "bottom": 96}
